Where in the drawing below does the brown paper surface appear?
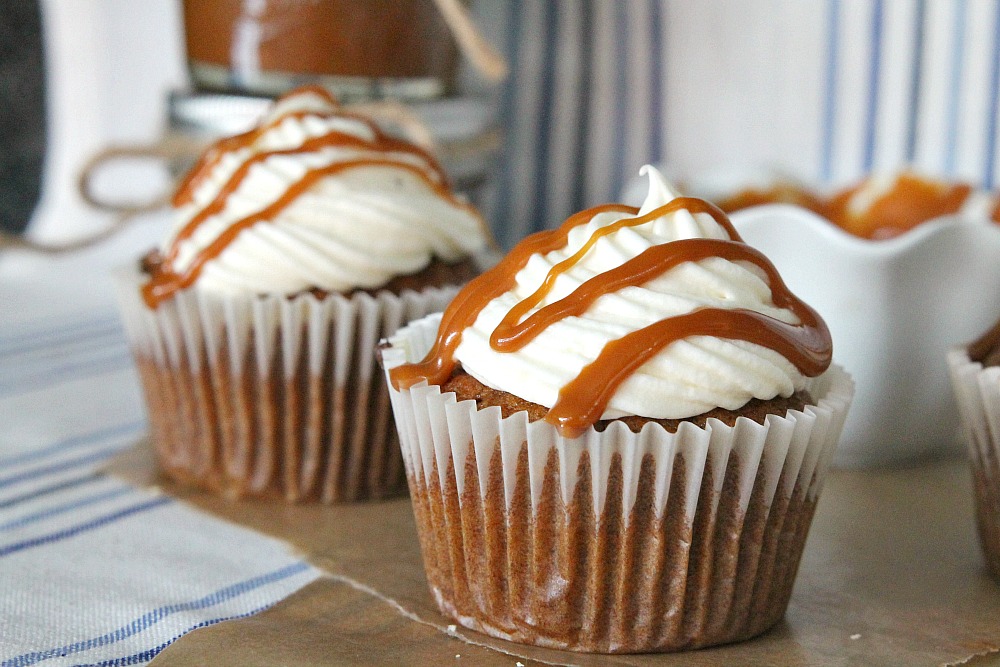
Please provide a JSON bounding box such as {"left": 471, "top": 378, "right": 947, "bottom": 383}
{"left": 107, "top": 442, "right": 1000, "bottom": 666}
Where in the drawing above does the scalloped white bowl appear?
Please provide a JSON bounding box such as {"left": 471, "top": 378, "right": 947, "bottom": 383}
{"left": 730, "top": 204, "right": 1000, "bottom": 468}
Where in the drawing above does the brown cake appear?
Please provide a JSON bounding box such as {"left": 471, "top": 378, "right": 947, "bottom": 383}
{"left": 442, "top": 368, "right": 812, "bottom": 433}
{"left": 969, "top": 319, "right": 1000, "bottom": 368}
{"left": 141, "top": 250, "right": 479, "bottom": 301}
{"left": 950, "top": 318, "right": 1000, "bottom": 576}
{"left": 116, "top": 86, "right": 490, "bottom": 503}
{"left": 381, "top": 166, "right": 853, "bottom": 652}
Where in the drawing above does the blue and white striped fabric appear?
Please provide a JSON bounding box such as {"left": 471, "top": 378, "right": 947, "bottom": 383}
{"left": 482, "top": 0, "right": 1000, "bottom": 245}
{"left": 0, "top": 224, "right": 320, "bottom": 666}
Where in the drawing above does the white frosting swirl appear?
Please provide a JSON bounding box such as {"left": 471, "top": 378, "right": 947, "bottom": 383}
{"left": 453, "top": 165, "right": 808, "bottom": 420}
{"left": 162, "top": 88, "right": 486, "bottom": 296}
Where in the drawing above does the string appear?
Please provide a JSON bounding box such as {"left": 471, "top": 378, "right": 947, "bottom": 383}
{"left": 2, "top": 99, "right": 498, "bottom": 254}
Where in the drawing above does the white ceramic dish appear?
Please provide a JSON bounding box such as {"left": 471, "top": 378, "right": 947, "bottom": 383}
{"left": 729, "top": 204, "right": 1000, "bottom": 468}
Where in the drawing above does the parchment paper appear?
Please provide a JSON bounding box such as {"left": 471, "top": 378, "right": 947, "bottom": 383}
{"left": 107, "top": 442, "right": 1000, "bottom": 666}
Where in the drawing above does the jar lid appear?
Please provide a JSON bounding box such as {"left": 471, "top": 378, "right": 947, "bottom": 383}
{"left": 167, "top": 91, "right": 271, "bottom": 138}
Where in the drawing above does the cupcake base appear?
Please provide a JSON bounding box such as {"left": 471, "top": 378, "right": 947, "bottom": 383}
{"left": 383, "top": 314, "right": 853, "bottom": 653}
{"left": 135, "top": 349, "right": 402, "bottom": 503}
{"left": 117, "top": 266, "right": 463, "bottom": 503}
{"left": 442, "top": 369, "right": 814, "bottom": 433}
{"left": 948, "top": 348, "right": 1000, "bottom": 576}
{"left": 411, "top": 442, "right": 816, "bottom": 652}
{"left": 971, "top": 465, "right": 1000, "bottom": 577}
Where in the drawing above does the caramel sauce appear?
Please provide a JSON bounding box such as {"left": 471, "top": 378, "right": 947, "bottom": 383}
{"left": 182, "top": 0, "right": 457, "bottom": 81}
{"left": 166, "top": 129, "right": 437, "bottom": 265}
{"left": 144, "top": 159, "right": 466, "bottom": 309}
{"left": 831, "top": 174, "right": 971, "bottom": 239}
{"left": 390, "top": 198, "right": 832, "bottom": 438}
{"left": 723, "top": 172, "right": 989, "bottom": 240}
{"left": 716, "top": 186, "right": 827, "bottom": 219}
{"left": 173, "top": 86, "right": 445, "bottom": 209}
{"left": 388, "top": 203, "right": 634, "bottom": 391}
{"left": 173, "top": 108, "right": 319, "bottom": 208}
{"left": 144, "top": 86, "right": 465, "bottom": 309}
{"left": 991, "top": 198, "right": 1000, "bottom": 224}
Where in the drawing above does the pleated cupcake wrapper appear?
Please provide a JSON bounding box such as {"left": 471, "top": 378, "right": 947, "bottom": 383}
{"left": 114, "top": 266, "right": 459, "bottom": 503}
{"left": 383, "top": 314, "right": 854, "bottom": 652}
{"left": 948, "top": 348, "right": 1000, "bottom": 576}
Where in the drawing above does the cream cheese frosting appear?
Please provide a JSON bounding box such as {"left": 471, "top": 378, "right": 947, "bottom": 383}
{"left": 391, "top": 165, "right": 832, "bottom": 435}
{"left": 142, "top": 86, "right": 486, "bottom": 306}
{"left": 452, "top": 166, "right": 811, "bottom": 419}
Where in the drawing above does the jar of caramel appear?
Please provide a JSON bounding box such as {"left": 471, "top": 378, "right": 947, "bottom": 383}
{"left": 182, "top": 0, "right": 460, "bottom": 102}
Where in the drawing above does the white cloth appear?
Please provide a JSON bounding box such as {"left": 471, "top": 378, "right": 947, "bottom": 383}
{"left": 0, "top": 215, "right": 321, "bottom": 666}
{"left": 482, "top": 0, "right": 1000, "bottom": 244}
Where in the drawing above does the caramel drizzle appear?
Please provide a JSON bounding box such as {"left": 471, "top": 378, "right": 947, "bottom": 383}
{"left": 390, "top": 197, "right": 832, "bottom": 438}
{"left": 172, "top": 109, "right": 321, "bottom": 208}
{"left": 164, "top": 129, "right": 437, "bottom": 265}
{"left": 172, "top": 85, "right": 446, "bottom": 209}
{"left": 144, "top": 87, "right": 468, "bottom": 309}
{"left": 143, "top": 158, "right": 468, "bottom": 308}
{"left": 173, "top": 112, "right": 446, "bottom": 209}
{"left": 389, "top": 202, "right": 637, "bottom": 389}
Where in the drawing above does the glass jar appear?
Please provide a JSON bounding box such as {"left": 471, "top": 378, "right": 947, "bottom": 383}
{"left": 182, "top": 0, "right": 459, "bottom": 102}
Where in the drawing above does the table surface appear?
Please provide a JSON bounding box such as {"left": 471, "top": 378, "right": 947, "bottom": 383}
{"left": 111, "top": 445, "right": 1000, "bottom": 667}
{"left": 4, "top": 223, "right": 1000, "bottom": 667}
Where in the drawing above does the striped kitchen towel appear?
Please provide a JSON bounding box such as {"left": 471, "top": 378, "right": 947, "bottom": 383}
{"left": 0, "top": 239, "right": 320, "bottom": 666}
{"left": 479, "top": 0, "right": 1000, "bottom": 244}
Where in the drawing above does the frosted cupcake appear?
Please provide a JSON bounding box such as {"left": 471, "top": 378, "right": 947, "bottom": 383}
{"left": 949, "top": 319, "right": 1000, "bottom": 576}
{"left": 116, "top": 86, "right": 489, "bottom": 503}
{"left": 381, "top": 166, "right": 853, "bottom": 652}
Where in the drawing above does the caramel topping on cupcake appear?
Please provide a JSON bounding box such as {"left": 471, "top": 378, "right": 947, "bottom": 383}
{"left": 143, "top": 86, "right": 486, "bottom": 308}
{"left": 392, "top": 166, "right": 832, "bottom": 438}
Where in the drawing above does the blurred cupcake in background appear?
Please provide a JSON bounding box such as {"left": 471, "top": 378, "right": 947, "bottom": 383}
{"left": 116, "top": 86, "right": 490, "bottom": 503}
{"left": 949, "top": 318, "right": 1000, "bottom": 577}
{"left": 382, "top": 165, "right": 853, "bottom": 652}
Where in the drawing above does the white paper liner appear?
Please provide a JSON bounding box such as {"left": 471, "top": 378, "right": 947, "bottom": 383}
{"left": 948, "top": 348, "right": 1000, "bottom": 575}
{"left": 114, "top": 265, "right": 460, "bottom": 502}
{"left": 382, "top": 313, "right": 854, "bottom": 652}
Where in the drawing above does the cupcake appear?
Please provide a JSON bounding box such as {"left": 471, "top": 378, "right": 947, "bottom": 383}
{"left": 381, "top": 166, "right": 853, "bottom": 652}
{"left": 949, "top": 319, "right": 1000, "bottom": 576}
{"left": 116, "top": 86, "right": 489, "bottom": 503}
